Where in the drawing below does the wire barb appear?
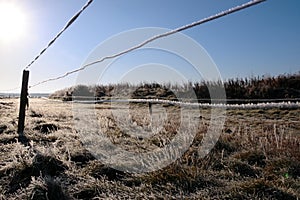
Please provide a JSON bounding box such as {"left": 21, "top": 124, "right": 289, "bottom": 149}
{"left": 24, "top": 0, "right": 93, "bottom": 70}
{"left": 29, "top": 0, "right": 266, "bottom": 89}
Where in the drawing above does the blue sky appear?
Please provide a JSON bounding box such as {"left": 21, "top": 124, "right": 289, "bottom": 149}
{"left": 0, "top": 0, "right": 299, "bottom": 93}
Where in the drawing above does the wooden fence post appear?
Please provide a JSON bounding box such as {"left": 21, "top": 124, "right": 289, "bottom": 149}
{"left": 18, "top": 70, "right": 29, "bottom": 141}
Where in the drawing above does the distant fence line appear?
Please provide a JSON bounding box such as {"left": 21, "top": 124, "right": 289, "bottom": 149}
{"left": 41, "top": 97, "right": 300, "bottom": 109}
{"left": 48, "top": 95, "right": 300, "bottom": 103}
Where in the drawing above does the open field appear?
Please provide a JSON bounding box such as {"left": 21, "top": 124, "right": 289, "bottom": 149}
{"left": 0, "top": 98, "right": 300, "bottom": 199}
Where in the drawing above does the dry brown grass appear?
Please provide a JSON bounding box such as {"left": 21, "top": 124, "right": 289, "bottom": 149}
{"left": 0, "top": 98, "right": 299, "bottom": 199}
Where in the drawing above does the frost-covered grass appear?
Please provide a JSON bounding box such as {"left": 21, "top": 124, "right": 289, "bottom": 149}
{"left": 0, "top": 98, "right": 299, "bottom": 199}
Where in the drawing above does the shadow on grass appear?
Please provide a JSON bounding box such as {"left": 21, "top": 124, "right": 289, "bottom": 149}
{"left": 8, "top": 154, "right": 67, "bottom": 194}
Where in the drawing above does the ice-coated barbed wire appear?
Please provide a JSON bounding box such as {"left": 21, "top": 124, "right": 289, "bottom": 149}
{"left": 29, "top": 0, "right": 266, "bottom": 89}
{"left": 24, "top": 0, "right": 93, "bottom": 70}
{"left": 40, "top": 96, "right": 300, "bottom": 109}
{"left": 46, "top": 96, "right": 300, "bottom": 102}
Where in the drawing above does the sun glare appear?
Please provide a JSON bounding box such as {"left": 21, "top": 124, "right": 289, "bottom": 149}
{"left": 0, "top": 2, "right": 26, "bottom": 43}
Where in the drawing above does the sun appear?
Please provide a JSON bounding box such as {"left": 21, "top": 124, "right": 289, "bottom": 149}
{"left": 0, "top": 2, "right": 26, "bottom": 43}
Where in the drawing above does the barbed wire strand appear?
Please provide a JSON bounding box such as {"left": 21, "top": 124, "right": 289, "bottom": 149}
{"left": 24, "top": 0, "right": 93, "bottom": 70}
{"left": 29, "top": 0, "right": 266, "bottom": 89}
{"left": 40, "top": 96, "right": 300, "bottom": 109}
{"left": 46, "top": 96, "right": 300, "bottom": 102}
